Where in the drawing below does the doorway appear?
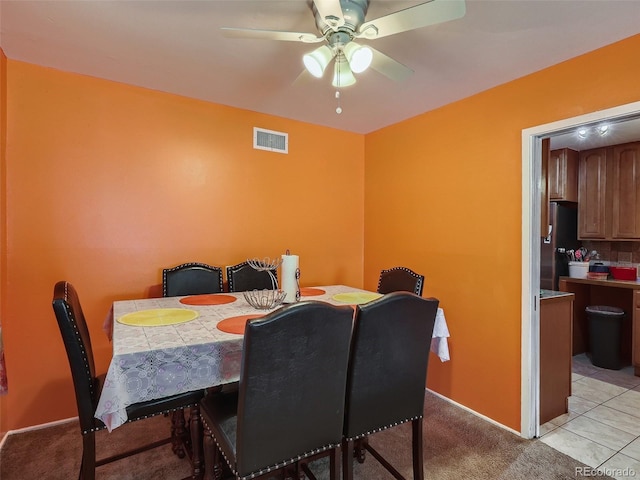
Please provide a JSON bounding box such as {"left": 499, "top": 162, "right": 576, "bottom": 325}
{"left": 521, "top": 100, "right": 640, "bottom": 439}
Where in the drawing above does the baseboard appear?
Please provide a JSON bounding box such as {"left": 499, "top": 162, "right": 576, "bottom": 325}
{"left": 426, "top": 389, "right": 521, "bottom": 437}
{"left": 0, "top": 392, "right": 522, "bottom": 453}
{"left": 0, "top": 416, "right": 77, "bottom": 451}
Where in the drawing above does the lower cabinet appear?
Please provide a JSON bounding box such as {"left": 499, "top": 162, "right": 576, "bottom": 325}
{"left": 540, "top": 294, "right": 574, "bottom": 425}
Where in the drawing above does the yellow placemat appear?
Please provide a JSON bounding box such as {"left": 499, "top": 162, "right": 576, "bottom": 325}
{"left": 117, "top": 308, "right": 199, "bottom": 327}
{"left": 332, "top": 292, "right": 382, "bottom": 305}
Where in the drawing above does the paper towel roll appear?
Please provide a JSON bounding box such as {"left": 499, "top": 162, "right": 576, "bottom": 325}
{"left": 281, "top": 253, "right": 299, "bottom": 303}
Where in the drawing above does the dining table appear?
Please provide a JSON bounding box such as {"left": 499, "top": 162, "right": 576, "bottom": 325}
{"left": 95, "top": 285, "right": 450, "bottom": 431}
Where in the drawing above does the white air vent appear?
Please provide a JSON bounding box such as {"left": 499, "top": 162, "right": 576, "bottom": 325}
{"left": 253, "top": 127, "right": 288, "bottom": 154}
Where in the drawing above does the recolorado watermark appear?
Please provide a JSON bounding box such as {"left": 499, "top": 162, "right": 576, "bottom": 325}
{"left": 576, "top": 466, "right": 637, "bottom": 477}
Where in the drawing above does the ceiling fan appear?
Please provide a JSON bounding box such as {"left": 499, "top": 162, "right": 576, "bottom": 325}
{"left": 221, "top": 0, "right": 466, "bottom": 88}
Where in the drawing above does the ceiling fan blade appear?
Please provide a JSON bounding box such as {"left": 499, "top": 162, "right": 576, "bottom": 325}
{"left": 356, "top": 0, "right": 466, "bottom": 40}
{"left": 221, "top": 27, "right": 323, "bottom": 43}
{"left": 368, "top": 47, "right": 413, "bottom": 82}
{"left": 313, "top": 0, "right": 345, "bottom": 29}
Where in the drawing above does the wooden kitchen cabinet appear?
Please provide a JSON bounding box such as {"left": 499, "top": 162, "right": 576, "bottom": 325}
{"left": 578, "top": 147, "right": 608, "bottom": 239}
{"left": 559, "top": 277, "right": 634, "bottom": 374}
{"left": 549, "top": 148, "right": 578, "bottom": 202}
{"left": 579, "top": 142, "right": 640, "bottom": 240}
{"left": 540, "top": 293, "right": 574, "bottom": 424}
{"left": 611, "top": 142, "right": 640, "bottom": 239}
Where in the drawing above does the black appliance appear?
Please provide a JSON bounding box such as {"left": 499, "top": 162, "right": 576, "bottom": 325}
{"left": 540, "top": 202, "right": 580, "bottom": 291}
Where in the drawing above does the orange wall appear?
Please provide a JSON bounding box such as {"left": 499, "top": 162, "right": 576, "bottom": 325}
{"left": 1, "top": 61, "right": 364, "bottom": 430}
{"left": 364, "top": 33, "right": 640, "bottom": 430}
{"left": 3, "top": 33, "right": 640, "bottom": 434}
{"left": 0, "top": 47, "right": 7, "bottom": 436}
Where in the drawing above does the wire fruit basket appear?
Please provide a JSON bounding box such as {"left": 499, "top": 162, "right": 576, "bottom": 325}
{"left": 243, "top": 256, "right": 285, "bottom": 309}
{"left": 243, "top": 289, "right": 287, "bottom": 310}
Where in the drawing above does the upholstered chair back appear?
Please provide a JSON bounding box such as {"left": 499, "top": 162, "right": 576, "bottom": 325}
{"left": 162, "top": 262, "right": 224, "bottom": 297}
{"left": 377, "top": 266, "right": 425, "bottom": 296}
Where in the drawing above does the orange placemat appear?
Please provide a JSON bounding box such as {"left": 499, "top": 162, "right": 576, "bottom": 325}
{"left": 217, "top": 314, "right": 264, "bottom": 335}
{"left": 117, "top": 308, "right": 199, "bottom": 327}
{"left": 180, "top": 294, "right": 237, "bottom": 306}
{"left": 332, "top": 292, "right": 382, "bottom": 305}
{"left": 300, "top": 287, "right": 325, "bottom": 297}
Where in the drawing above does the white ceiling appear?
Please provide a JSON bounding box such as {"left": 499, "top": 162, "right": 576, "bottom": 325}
{"left": 2, "top": 0, "right": 640, "bottom": 134}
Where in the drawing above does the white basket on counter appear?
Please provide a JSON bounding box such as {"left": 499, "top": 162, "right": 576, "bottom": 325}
{"left": 568, "top": 261, "right": 589, "bottom": 279}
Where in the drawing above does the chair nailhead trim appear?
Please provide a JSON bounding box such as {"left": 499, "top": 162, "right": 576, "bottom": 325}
{"left": 162, "top": 262, "right": 224, "bottom": 296}
{"left": 63, "top": 284, "right": 95, "bottom": 404}
{"left": 346, "top": 415, "right": 423, "bottom": 441}
{"left": 202, "top": 415, "right": 338, "bottom": 480}
{"left": 377, "top": 266, "right": 424, "bottom": 295}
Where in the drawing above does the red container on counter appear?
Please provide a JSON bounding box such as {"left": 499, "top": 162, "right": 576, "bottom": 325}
{"left": 609, "top": 266, "right": 637, "bottom": 281}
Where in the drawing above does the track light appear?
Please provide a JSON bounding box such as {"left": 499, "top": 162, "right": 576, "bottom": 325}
{"left": 303, "top": 45, "right": 333, "bottom": 78}
{"left": 332, "top": 53, "right": 356, "bottom": 88}
{"left": 576, "top": 124, "right": 611, "bottom": 140}
{"left": 343, "top": 42, "right": 373, "bottom": 73}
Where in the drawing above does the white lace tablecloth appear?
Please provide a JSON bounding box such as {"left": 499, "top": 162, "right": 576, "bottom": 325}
{"left": 95, "top": 285, "right": 450, "bottom": 431}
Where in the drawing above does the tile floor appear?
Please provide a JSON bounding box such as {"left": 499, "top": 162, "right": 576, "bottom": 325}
{"left": 540, "top": 353, "right": 640, "bottom": 478}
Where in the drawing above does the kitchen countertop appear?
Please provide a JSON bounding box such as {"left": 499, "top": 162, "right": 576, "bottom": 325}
{"left": 540, "top": 289, "right": 575, "bottom": 300}
{"left": 559, "top": 276, "right": 640, "bottom": 290}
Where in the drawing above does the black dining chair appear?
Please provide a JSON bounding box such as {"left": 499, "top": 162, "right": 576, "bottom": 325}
{"left": 52, "top": 281, "right": 204, "bottom": 480}
{"left": 162, "top": 262, "right": 224, "bottom": 297}
{"left": 226, "top": 261, "right": 276, "bottom": 292}
{"left": 342, "top": 292, "right": 439, "bottom": 480}
{"left": 200, "top": 301, "right": 353, "bottom": 480}
{"left": 377, "top": 266, "right": 425, "bottom": 296}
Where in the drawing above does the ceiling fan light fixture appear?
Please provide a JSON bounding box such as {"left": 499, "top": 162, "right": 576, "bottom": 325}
{"left": 332, "top": 53, "right": 356, "bottom": 88}
{"left": 303, "top": 45, "right": 333, "bottom": 78}
{"left": 343, "top": 42, "right": 372, "bottom": 73}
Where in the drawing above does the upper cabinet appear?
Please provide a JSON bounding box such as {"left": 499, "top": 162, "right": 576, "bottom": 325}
{"left": 611, "top": 142, "right": 640, "bottom": 239}
{"left": 549, "top": 148, "right": 578, "bottom": 202}
{"left": 578, "top": 148, "right": 607, "bottom": 239}
{"left": 578, "top": 142, "right": 640, "bottom": 240}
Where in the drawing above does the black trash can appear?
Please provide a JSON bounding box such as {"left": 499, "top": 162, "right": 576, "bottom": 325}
{"left": 586, "top": 305, "right": 625, "bottom": 370}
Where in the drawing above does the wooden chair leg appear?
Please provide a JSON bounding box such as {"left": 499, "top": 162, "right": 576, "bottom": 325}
{"left": 354, "top": 437, "right": 368, "bottom": 464}
{"left": 342, "top": 439, "right": 354, "bottom": 480}
{"left": 190, "top": 405, "right": 204, "bottom": 479}
{"left": 284, "top": 463, "right": 304, "bottom": 480}
{"left": 412, "top": 418, "right": 424, "bottom": 480}
{"left": 203, "top": 431, "right": 219, "bottom": 480}
{"left": 171, "top": 410, "right": 187, "bottom": 458}
{"left": 81, "top": 431, "right": 96, "bottom": 480}
{"left": 329, "top": 447, "right": 339, "bottom": 480}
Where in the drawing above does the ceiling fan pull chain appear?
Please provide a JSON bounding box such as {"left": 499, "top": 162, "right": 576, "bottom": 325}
{"left": 335, "top": 57, "right": 343, "bottom": 115}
